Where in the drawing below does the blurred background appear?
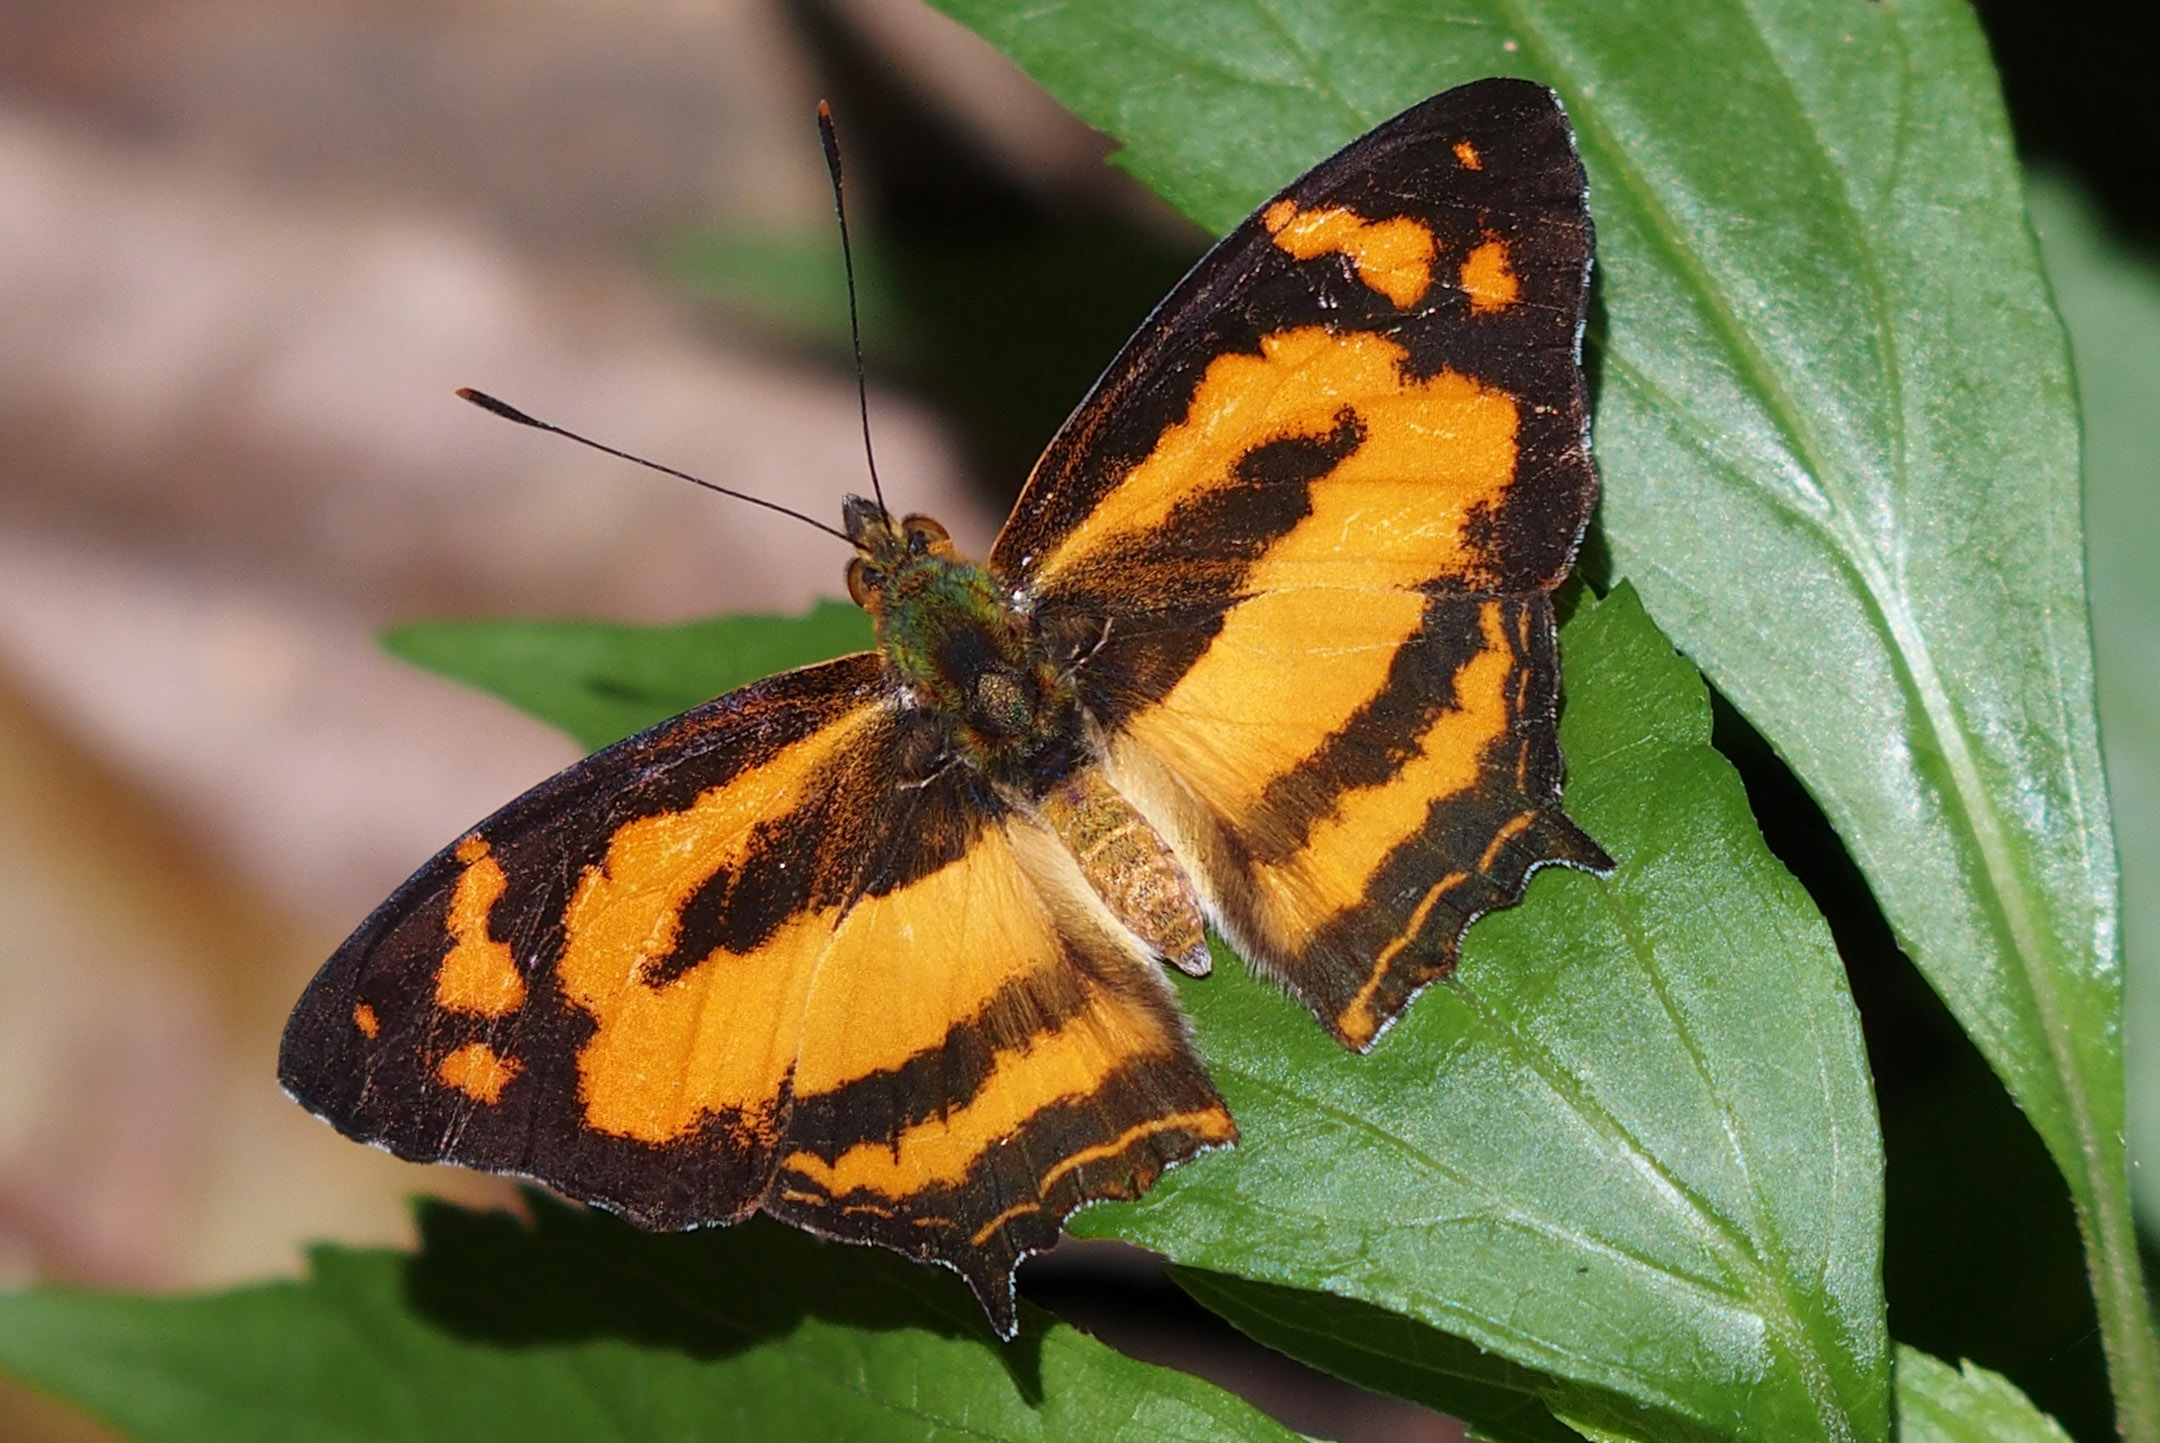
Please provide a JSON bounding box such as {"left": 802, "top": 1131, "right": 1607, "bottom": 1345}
{"left": 0, "top": 1, "right": 2152, "bottom": 1440}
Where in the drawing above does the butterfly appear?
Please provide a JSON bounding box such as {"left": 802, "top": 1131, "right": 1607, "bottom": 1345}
{"left": 280, "top": 77, "right": 1611, "bottom": 1339}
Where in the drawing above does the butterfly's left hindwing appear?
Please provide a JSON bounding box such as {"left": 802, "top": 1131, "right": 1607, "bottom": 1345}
{"left": 279, "top": 651, "right": 1232, "bottom": 1336}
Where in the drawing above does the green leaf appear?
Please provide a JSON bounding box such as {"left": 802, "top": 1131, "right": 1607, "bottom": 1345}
{"left": 2028, "top": 173, "right": 2160, "bottom": 1241}
{"left": 1893, "top": 1346, "right": 2075, "bottom": 1443}
{"left": 385, "top": 602, "right": 873, "bottom": 751}
{"left": 920, "top": 0, "right": 2154, "bottom": 1425}
{"left": 1167, "top": 1270, "right": 1586, "bottom": 1443}
{"left": 0, "top": 1196, "right": 1296, "bottom": 1443}
{"left": 1072, "top": 588, "right": 1884, "bottom": 1442}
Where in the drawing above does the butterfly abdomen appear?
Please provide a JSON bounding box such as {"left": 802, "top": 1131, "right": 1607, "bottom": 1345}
{"left": 858, "top": 533, "right": 1209, "bottom": 977}
{"left": 1033, "top": 766, "right": 1210, "bottom": 978}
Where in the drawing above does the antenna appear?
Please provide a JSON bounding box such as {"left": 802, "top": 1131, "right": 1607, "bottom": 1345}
{"left": 455, "top": 388, "right": 852, "bottom": 545}
{"left": 816, "top": 100, "right": 888, "bottom": 518}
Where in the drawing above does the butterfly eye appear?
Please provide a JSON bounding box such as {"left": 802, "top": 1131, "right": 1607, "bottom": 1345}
{"left": 846, "top": 559, "right": 884, "bottom": 606}
{"left": 901, "top": 515, "right": 951, "bottom": 555}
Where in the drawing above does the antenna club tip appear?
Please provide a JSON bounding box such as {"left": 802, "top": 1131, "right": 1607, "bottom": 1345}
{"left": 456, "top": 388, "right": 542, "bottom": 428}
{"left": 817, "top": 102, "right": 842, "bottom": 177}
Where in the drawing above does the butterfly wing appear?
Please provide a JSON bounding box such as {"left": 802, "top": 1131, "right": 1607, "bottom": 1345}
{"left": 279, "top": 651, "right": 1231, "bottom": 1335}
{"left": 995, "top": 79, "right": 1612, "bottom": 1050}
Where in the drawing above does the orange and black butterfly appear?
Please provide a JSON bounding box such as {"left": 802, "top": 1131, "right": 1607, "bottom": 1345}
{"left": 280, "top": 78, "right": 1611, "bottom": 1338}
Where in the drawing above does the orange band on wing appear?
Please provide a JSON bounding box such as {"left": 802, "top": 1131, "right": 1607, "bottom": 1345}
{"left": 781, "top": 1004, "right": 1174, "bottom": 1199}
{"left": 1036, "top": 1109, "right": 1236, "bottom": 1194}
{"left": 1123, "top": 585, "right": 1429, "bottom": 831}
{"left": 1249, "top": 602, "right": 1514, "bottom": 936}
{"left": 1033, "top": 327, "right": 1518, "bottom": 594}
{"left": 788, "top": 834, "right": 1074, "bottom": 1098}
{"left": 1263, "top": 200, "right": 1436, "bottom": 308}
{"left": 558, "top": 706, "right": 878, "bottom": 1143}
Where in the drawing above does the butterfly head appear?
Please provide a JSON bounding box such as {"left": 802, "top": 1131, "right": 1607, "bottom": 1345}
{"left": 842, "top": 496, "right": 956, "bottom": 612}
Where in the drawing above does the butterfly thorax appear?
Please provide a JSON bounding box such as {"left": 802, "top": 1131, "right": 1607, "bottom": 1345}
{"left": 842, "top": 498, "right": 1078, "bottom": 782}
{"left": 842, "top": 496, "right": 1208, "bottom": 972}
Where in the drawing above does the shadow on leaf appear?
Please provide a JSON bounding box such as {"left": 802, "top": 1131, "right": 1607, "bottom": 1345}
{"left": 402, "top": 1191, "right": 1048, "bottom": 1400}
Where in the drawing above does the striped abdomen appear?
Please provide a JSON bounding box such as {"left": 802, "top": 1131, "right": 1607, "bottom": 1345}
{"left": 1035, "top": 767, "right": 1210, "bottom": 977}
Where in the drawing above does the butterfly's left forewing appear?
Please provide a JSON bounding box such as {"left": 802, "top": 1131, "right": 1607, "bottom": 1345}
{"left": 279, "top": 651, "right": 1231, "bottom": 1335}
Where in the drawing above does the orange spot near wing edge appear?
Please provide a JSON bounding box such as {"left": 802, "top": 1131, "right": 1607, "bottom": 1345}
{"left": 438, "top": 1042, "right": 520, "bottom": 1104}
{"left": 1460, "top": 237, "right": 1520, "bottom": 314}
{"left": 438, "top": 837, "right": 527, "bottom": 1016}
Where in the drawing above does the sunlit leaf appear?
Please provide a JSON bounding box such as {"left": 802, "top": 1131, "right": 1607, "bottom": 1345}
{"left": 1893, "top": 1346, "right": 2073, "bottom": 1443}
{"left": 2028, "top": 173, "right": 2160, "bottom": 1241}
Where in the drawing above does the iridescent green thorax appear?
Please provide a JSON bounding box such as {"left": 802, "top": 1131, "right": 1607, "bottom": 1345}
{"left": 839, "top": 495, "right": 1208, "bottom": 972}
{"left": 874, "top": 555, "right": 1015, "bottom": 695}
{"left": 841, "top": 497, "right": 1079, "bottom": 786}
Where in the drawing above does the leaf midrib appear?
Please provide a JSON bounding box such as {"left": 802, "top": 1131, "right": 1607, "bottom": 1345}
{"left": 1222, "top": 1062, "right": 1730, "bottom": 1296}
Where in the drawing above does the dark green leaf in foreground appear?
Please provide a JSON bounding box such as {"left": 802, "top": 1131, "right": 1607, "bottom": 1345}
{"left": 923, "top": 0, "right": 2152, "bottom": 1425}
{"left": 1168, "top": 1286, "right": 2076, "bottom": 1443}
{"left": 0, "top": 1196, "right": 1294, "bottom": 1443}
{"left": 1075, "top": 588, "right": 1885, "bottom": 1443}
{"left": 386, "top": 602, "right": 872, "bottom": 752}
{"left": 1892, "top": 1346, "right": 2074, "bottom": 1443}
